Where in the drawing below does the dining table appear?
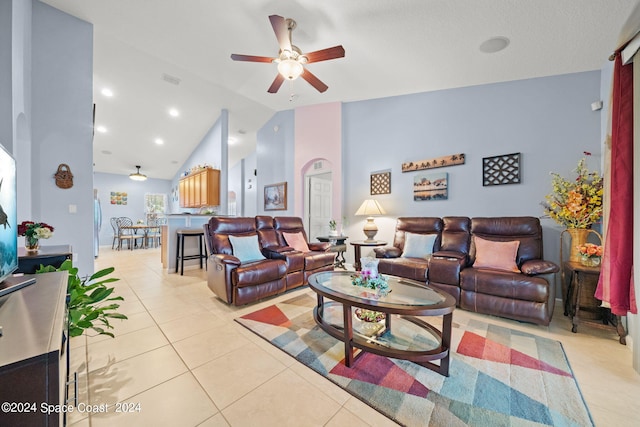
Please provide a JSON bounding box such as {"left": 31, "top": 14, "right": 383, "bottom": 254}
{"left": 119, "top": 224, "right": 158, "bottom": 249}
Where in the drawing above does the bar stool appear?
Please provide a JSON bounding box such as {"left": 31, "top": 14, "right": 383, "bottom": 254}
{"left": 175, "top": 229, "right": 207, "bottom": 275}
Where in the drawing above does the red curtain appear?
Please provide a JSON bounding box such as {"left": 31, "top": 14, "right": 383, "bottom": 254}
{"left": 595, "top": 52, "right": 636, "bottom": 315}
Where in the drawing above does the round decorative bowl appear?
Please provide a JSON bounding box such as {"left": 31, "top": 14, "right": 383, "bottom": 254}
{"left": 354, "top": 308, "right": 386, "bottom": 323}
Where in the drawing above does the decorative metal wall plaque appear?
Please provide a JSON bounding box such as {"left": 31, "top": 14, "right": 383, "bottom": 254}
{"left": 482, "top": 152, "right": 521, "bottom": 186}
{"left": 402, "top": 153, "right": 465, "bottom": 173}
{"left": 370, "top": 170, "right": 391, "bottom": 195}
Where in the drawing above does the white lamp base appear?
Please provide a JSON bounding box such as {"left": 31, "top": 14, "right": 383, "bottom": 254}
{"left": 363, "top": 217, "right": 378, "bottom": 242}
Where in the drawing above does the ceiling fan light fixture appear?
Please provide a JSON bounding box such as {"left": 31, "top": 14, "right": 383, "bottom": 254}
{"left": 278, "top": 59, "right": 304, "bottom": 80}
{"left": 129, "top": 165, "right": 147, "bottom": 181}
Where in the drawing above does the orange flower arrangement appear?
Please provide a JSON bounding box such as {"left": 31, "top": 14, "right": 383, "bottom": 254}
{"left": 577, "top": 243, "right": 603, "bottom": 258}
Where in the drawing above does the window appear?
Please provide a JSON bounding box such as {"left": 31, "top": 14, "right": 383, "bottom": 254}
{"left": 145, "top": 193, "right": 167, "bottom": 214}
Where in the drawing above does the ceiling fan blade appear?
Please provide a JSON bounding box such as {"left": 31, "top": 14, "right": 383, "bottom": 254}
{"left": 230, "top": 54, "right": 275, "bottom": 63}
{"left": 300, "top": 68, "right": 328, "bottom": 93}
{"left": 267, "top": 74, "right": 285, "bottom": 93}
{"left": 303, "top": 45, "right": 345, "bottom": 63}
{"left": 269, "top": 15, "right": 292, "bottom": 52}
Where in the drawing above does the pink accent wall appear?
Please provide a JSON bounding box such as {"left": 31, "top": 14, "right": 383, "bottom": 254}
{"left": 294, "top": 102, "right": 342, "bottom": 219}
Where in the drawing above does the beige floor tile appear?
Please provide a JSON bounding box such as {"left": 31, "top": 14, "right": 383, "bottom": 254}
{"left": 172, "top": 326, "right": 252, "bottom": 369}
{"left": 86, "top": 310, "right": 158, "bottom": 344}
{"left": 197, "top": 413, "right": 231, "bottom": 426}
{"left": 90, "top": 373, "right": 219, "bottom": 427}
{"left": 221, "top": 369, "right": 341, "bottom": 426}
{"left": 88, "top": 345, "right": 187, "bottom": 405}
{"left": 87, "top": 325, "right": 169, "bottom": 372}
{"left": 87, "top": 247, "right": 640, "bottom": 427}
{"left": 192, "top": 343, "right": 287, "bottom": 409}
{"left": 325, "top": 408, "right": 373, "bottom": 427}
{"left": 158, "top": 310, "right": 223, "bottom": 342}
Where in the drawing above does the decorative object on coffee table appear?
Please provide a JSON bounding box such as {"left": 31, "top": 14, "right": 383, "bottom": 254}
{"left": 350, "top": 240, "right": 387, "bottom": 271}
{"left": 354, "top": 199, "right": 386, "bottom": 242}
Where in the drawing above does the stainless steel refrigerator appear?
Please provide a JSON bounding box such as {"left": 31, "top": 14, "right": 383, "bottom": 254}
{"left": 94, "top": 189, "right": 102, "bottom": 258}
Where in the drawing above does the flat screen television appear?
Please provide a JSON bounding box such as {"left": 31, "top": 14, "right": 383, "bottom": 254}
{"left": 0, "top": 143, "right": 35, "bottom": 298}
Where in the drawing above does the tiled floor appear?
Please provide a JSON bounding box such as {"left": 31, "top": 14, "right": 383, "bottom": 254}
{"left": 67, "top": 248, "right": 640, "bottom": 426}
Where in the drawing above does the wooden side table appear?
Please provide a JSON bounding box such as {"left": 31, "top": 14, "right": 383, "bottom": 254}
{"left": 564, "top": 261, "right": 626, "bottom": 344}
{"left": 316, "top": 236, "right": 349, "bottom": 269}
{"left": 350, "top": 240, "right": 387, "bottom": 271}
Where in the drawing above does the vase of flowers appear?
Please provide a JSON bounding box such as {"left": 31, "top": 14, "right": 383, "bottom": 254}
{"left": 543, "top": 156, "right": 604, "bottom": 261}
{"left": 578, "top": 243, "right": 603, "bottom": 267}
{"left": 18, "top": 221, "right": 54, "bottom": 252}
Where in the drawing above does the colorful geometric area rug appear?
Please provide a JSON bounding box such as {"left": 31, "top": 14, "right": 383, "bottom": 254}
{"left": 236, "top": 293, "right": 594, "bottom": 427}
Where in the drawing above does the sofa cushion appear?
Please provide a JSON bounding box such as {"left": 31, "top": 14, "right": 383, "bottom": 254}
{"left": 229, "top": 235, "right": 266, "bottom": 263}
{"left": 378, "top": 257, "right": 428, "bottom": 282}
{"left": 472, "top": 236, "right": 520, "bottom": 272}
{"left": 402, "top": 232, "right": 437, "bottom": 259}
{"left": 283, "top": 232, "right": 311, "bottom": 253}
{"left": 460, "top": 268, "right": 549, "bottom": 303}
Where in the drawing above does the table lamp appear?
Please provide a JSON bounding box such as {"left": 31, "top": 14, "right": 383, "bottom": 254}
{"left": 355, "top": 199, "right": 386, "bottom": 242}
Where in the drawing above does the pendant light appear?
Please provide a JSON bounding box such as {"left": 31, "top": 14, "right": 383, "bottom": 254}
{"left": 129, "top": 165, "right": 147, "bottom": 181}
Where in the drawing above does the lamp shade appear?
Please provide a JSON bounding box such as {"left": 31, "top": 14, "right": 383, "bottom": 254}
{"left": 355, "top": 199, "right": 386, "bottom": 216}
{"left": 129, "top": 165, "right": 147, "bottom": 181}
{"left": 355, "top": 199, "right": 385, "bottom": 242}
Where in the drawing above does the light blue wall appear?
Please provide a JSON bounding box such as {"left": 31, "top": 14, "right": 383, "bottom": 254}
{"left": 256, "top": 110, "right": 295, "bottom": 216}
{"left": 94, "top": 172, "right": 171, "bottom": 247}
{"left": 169, "top": 110, "right": 228, "bottom": 214}
{"left": 30, "top": 2, "right": 94, "bottom": 275}
{"left": 0, "top": 0, "right": 12, "bottom": 150}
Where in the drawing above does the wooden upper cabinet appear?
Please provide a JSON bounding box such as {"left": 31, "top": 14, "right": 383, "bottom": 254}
{"left": 179, "top": 168, "right": 220, "bottom": 208}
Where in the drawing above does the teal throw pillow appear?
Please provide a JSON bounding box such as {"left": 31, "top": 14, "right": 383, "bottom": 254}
{"left": 401, "top": 232, "right": 437, "bottom": 259}
{"left": 229, "top": 235, "right": 266, "bottom": 263}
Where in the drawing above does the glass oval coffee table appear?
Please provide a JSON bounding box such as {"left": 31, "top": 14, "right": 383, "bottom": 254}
{"left": 308, "top": 271, "right": 456, "bottom": 376}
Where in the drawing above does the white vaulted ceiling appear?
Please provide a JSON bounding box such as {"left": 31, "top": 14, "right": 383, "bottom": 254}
{"left": 42, "top": 0, "right": 640, "bottom": 179}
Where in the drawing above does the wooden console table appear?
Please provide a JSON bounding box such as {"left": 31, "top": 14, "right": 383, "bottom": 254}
{"left": 564, "top": 261, "right": 626, "bottom": 345}
{"left": 0, "top": 271, "right": 70, "bottom": 426}
{"left": 17, "top": 244, "right": 72, "bottom": 274}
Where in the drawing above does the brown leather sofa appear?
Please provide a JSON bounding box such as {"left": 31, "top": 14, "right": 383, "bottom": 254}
{"left": 204, "top": 216, "right": 335, "bottom": 306}
{"left": 374, "top": 216, "right": 559, "bottom": 325}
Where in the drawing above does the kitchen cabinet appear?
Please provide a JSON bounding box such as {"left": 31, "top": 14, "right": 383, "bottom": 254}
{"left": 179, "top": 168, "right": 220, "bottom": 208}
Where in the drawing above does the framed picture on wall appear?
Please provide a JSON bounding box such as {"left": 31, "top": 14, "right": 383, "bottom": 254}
{"left": 264, "top": 182, "right": 287, "bottom": 211}
{"left": 413, "top": 172, "right": 448, "bottom": 201}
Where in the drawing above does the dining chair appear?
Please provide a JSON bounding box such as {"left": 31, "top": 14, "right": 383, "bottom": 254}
{"left": 145, "top": 218, "right": 162, "bottom": 248}
{"left": 110, "top": 217, "right": 120, "bottom": 250}
{"left": 116, "top": 217, "right": 144, "bottom": 250}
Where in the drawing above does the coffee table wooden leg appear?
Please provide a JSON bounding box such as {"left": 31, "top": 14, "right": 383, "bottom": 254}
{"left": 343, "top": 303, "right": 354, "bottom": 367}
{"left": 439, "top": 312, "right": 452, "bottom": 377}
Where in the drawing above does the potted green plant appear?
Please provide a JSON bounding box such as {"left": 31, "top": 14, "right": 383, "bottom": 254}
{"left": 37, "top": 260, "right": 128, "bottom": 338}
{"left": 329, "top": 219, "right": 338, "bottom": 236}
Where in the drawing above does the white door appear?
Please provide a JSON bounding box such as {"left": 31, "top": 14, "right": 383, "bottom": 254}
{"left": 307, "top": 173, "right": 332, "bottom": 241}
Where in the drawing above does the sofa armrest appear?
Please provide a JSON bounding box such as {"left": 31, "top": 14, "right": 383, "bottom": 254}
{"left": 429, "top": 256, "right": 465, "bottom": 286}
{"left": 520, "top": 260, "right": 560, "bottom": 275}
{"left": 374, "top": 247, "right": 402, "bottom": 258}
{"left": 262, "top": 246, "right": 294, "bottom": 258}
{"left": 309, "top": 242, "right": 330, "bottom": 251}
{"left": 213, "top": 253, "right": 241, "bottom": 267}
{"left": 432, "top": 250, "right": 467, "bottom": 262}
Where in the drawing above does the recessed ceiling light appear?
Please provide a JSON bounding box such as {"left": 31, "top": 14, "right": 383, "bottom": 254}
{"left": 101, "top": 88, "right": 113, "bottom": 97}
{"left": 479, "top": 36, "right": 510, "bottom": 53}
{"left": 169, "top": 108, "right": 180, "bottom": 117}
{"left": 171, "top": 160, "right": 178, "bottom": 164}
{"left": 96, "top": 126, "right": 107, "bottom": 133}
{"left": 154, "top": 138, "right": 164, "bottom": 145}
{"left": 238, "top": 129, "right": 247, "bottom": 135}
{"left": 101, "top": 150, "right": 112, "bottom": 155}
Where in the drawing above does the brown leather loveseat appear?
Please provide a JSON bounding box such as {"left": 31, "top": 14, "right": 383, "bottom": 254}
{"left": 204, "top": 216, "right": 335, "bottom": 305}
{"left": 374, "top": 216, "right": 559, "bottom": 325}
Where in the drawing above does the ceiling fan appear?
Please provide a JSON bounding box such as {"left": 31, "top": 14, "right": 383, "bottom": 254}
{"left": 231, "top": 15, "right": 345, "bottom": 94}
